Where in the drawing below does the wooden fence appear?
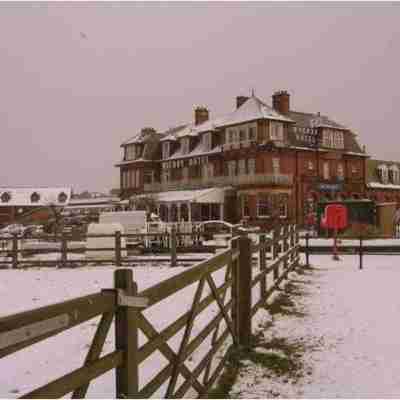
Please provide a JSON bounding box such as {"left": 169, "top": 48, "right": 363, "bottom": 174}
{"left": 0, "top": 224, "right": 301, "bottom": 398}
{"left": 0, "top": 228, "right": 214, "bottom": 269}
{"left": 301, "top": 232, "right": 400, "bottom": 270}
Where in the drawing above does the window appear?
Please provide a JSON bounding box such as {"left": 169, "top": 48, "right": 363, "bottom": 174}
{"left": 238, "top": 159, "right": 246, "bottom": 175}
{"left": 272, "top": 158, "right": 280, "bottom": 174}
{"left": 322, "top": 129, "right": 344, "bottom": 149}
{"left": 257, "top": 194, "right": 270, "bottom": 217}
{"left": 162, "top": 170, "right": 170, "bottom": 183}
{"left": 162, "top": 142, "right": 170, "bottom": 159}
{"left": 308, "top": 160, "right": 314, "bottom": 170}
{"left": 323, "top": 162, "right": 330, "bottom": 180}
{"left": 135, "top": 170, "right": 140, "bottom": 187}
{"left": 239, "top": 129, "right": 247, "bottom": 142}
{"left": 183, "top": 167, "right": 189, "bottom": 180}
{"left": 135, "top": 145, "right": 143, "bottom": 159}
{"left": 390, "top": 165, "right": 400, "bottom": 184}
{"left": 337, "top": 164, "right": 344, "bottom": 180}
{"left": 228, "top": 160, "right": 237, "bottom": 176}
{"left": 30, "top": 192, "right": 40, "bottom": 203}
{"left": 279, "top": 194, "right": 288, "bottom": 218}
{"left": 144, "top": 171, "right": 153, "bottom": 184}
{"left": 227, "top": 129, "right": 237, "bottom": 143}
{"left": 181, "top": 138, "right": 190, "bottom": 154}
{"left": 1, "top": 192, "right": 11, "bottom": 203}
{"left": 203, "top": 132, "right": 212, "bottom": 151}
{"left": 122, "top": 171, "right": 128, "bottom": 189}
{"left": 248, "top": 158, "right": 256, "bottom": 174}
{"left": 270, "top": 122, "right": 284, "bottom": 141}
{"left": 242, "top": 195, "right": 250, "bottom": 218}
{"left": 249, "top": 126, "right": 256, "bottom": 141}
{"left": 58, "top": 192, "right": 68, "bottom": 204}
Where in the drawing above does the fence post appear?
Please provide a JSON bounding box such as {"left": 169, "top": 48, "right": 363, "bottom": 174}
{"left": 114, "top": 269, "right": 139, "bottom": 398}
{"left": 305, "top": 232, "right": 310, "bottom": 267}
{"left": 283, "top": 223, "right": 289, "bottom": 275}
{"left": 115, "top": 231, "right": 122, "bottom": 267}
{"left": 61, "top": 232, "right": 67, "bottom": 268}
{"left": 235, "top": 235, "right": 252, "bottom": 347}
{"left": 273, "top": 227, "right": 279, "bottom": 281}
{"left": 259, "top": 234, "right": 266, "bottom": 299}
{"left": 359, "top": 236, "right": 363, "bottom": 270}
{"left": 289, "top": 224, "right": 295, "bottom": 263}
{"left": 12, "top": 234, "right": 18, "bottom": 269}
{"left": 170, "top": 225, "right": 177, "bottom": 267}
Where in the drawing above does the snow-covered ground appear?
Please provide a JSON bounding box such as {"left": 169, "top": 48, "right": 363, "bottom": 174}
{"left": 3, "top": 253, "right": 400, "bottom": 398}
{"left": 231, "top": 254, "right": 400, "bottom": 398}
{"left": 0, "top": 257, "right": 230, "bottom": 398}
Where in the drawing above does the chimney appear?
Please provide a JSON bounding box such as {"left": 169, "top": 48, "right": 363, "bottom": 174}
{"left": 141, "top": 127, "right": 156, "bottom": 136}
{"left": 194, "top": 106, "right": 209, "bottom": 126}
{"left": 236, "top": 96, "right": 249, "bottom": 109}
{"left": 272, "top": 90, "right": 290, "bottom": 114}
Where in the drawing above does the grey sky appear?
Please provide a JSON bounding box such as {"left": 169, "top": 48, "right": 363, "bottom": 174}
{"left": 0, "top": 2, "right": 399, "bottom": 192}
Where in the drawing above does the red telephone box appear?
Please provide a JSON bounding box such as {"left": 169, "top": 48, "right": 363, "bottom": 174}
{"left": 325, "top": 204, "right": 348, "bottom": 230}
{"left": 323, "top": 204, "right": 348, "bottom": 260}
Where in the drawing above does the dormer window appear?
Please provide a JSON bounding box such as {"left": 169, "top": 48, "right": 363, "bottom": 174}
{"left": 322, "top": 129, "right": 344, "bottom": 149}
{"left": 1, "top": 192, "right": 11, "bottom": 203}
{"left": 377, "top": 164, "right": 389, "bottom": 184}
{"left": 389, "top": 165, "right": 400, "bottom": 184}
{"left": 58, "top": 192, "right": 68, "bottom": 204}
{"left": 249, "top": 126, "right": 256, "bottom": 141}
{"left": 203, "top": 132, "right": 212, "bottom": 151}
{"left": 31, "top": 192, "right": 40, "bottom": 203}
{"left": 135, "top": 145, "right": 142, "bottom": 159}
{"left": 181, "top": 137, "right": 190, "bottom": 155}
{"left": 125, "top": 145, "right": 135, "bottom": 161}
{"left": 270, "top": 121, "right": 283, "bottom": 141}
{"left": 162, "top": 142, "right": 170, "bottom": 159}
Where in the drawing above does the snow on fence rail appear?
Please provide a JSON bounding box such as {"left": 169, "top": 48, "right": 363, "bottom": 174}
{"left": 0, "top": 224, "right": 301, "bottom": 398}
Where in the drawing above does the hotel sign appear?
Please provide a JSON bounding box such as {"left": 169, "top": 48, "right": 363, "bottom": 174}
{"left": 318, "top": 183, "right": 343, "bottom": 192}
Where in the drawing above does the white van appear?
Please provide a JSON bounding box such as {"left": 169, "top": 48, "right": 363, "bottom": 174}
{"left": 99, "top": 211, "right": 147, "bottom": 245}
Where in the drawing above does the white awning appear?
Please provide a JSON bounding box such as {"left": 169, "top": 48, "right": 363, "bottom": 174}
{"left": 132, "top": 187, "right": 230, "bottom": 204}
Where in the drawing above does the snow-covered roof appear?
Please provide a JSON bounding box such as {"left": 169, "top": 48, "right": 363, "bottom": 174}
{"left": 160, "top": 95, "right": 292, "bottom": 143}
{"left": 132, "top": 187, "right": 231, "bottom": 203}
{"left": 115, "top": 158, "right": 154, "bottom": 167}
{"left": 68, "top": 196, "right": 120, "bottom": 206}
{"left": 0, "top": 187, "right": 72, "bottom": 207}
{"left": 218, "top": 95, "right": 294, "bottom": 126}
{"left": 367, "top": 182, "right": 400, "bottom": 190}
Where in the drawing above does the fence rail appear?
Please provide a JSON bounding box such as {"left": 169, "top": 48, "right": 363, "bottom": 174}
{"left": 0, "top": 223, "right": 301, "bottom": 398}
{"left": 0, "top": 228, "right": 220, "bottom": 268}
{"left": 300, "top": 233, "right": 400, "bottom": 270}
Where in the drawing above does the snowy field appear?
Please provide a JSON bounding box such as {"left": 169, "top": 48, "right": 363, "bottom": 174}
{"left": 232, "top": 254, "right": 400, "bottom": 398}
{"left": 0, "top": 255, "right": 232, "bottom": 398}
{"left": 3, "top": 253, "right": 400, "bottom": 398}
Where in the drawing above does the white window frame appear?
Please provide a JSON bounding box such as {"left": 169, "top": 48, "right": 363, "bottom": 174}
{"left": 323, "top": 162, "right": 330, "bottom": 180}
{"left": 248, "top": 158, "right": 256, "bottom": 175}
{"left": 162, "top": 142, "right": 170, "bottom": 159}
{"left": 238, "top": 159, "right": 246, "bottom": 175}
{"left": 337, "top": 163, "right": 344, "bottom": 179}
{"left": 228, "top": 160, "right": 237, "bottom": 177}
{"left": 272, "top": 158, "right": 280, "bottom": 174}
{"left": 242, "top": 195, "right": 250, "bottom": 218}
{"left": 308, "top": 160, "right": 314, "bottom": 170}
{"left": 257, "top": 194, "right": 270, "bottom": 218}
{"left": 181, "top": 137, "right": 190, "bottom": 155}
{"left": 270, "top": 121, "right": 284, "bottom": 141}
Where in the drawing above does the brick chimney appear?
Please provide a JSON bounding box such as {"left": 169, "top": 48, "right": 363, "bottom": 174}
{"left": 272, "top": 90, "right": 290, "bottom": 114}
{"left": 194, "top": 106, "right": 209, "bottom": 126}
{"left": 236, "top": 96, "right": 249, "bottom": 109}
